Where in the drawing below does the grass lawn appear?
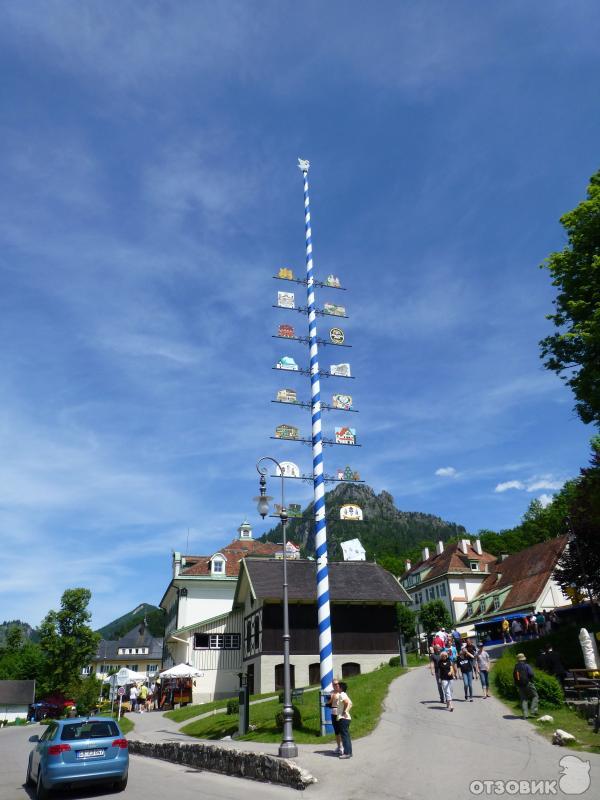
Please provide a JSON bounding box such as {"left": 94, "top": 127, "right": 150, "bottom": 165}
{"left": 181, "top": 663, "right": 405, "bottom": 744}
{"left": 164, "top": 692, "right": 279, "bottom": 723}
{"left": 406, "top": 652, "right": 429, "bottom": 668}
{"left": 492, "top": 694, "right": 600, "bottom": 755}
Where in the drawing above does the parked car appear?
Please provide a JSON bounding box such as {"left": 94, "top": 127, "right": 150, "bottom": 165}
{"left": 26, "top": 717, "right": 129, "bottom": 798}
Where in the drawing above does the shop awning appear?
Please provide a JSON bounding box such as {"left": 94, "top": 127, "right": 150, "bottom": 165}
{"left": 474, "top": 611, "right": 532, "bottom": 626}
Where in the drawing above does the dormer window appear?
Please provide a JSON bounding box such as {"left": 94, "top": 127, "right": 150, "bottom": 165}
{"left": 211, "top": 553, "right": 226, "bottom": 575}
{"left": 470, "top": 561, "right": 479, "bottom": 571}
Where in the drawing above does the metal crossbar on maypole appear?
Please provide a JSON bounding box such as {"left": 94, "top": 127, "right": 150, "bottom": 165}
{"left": 298, "top": 158, "right": 334, "bottom": 695}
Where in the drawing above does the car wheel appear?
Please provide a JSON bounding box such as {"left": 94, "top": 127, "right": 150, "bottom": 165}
{"left": 114, "top": 775, "right": 128, "bottom": 792}
{"left": 26, "top": 757, "right": 33, "bottom": 787}
{"left": 35, "top": 771, "right": 49, "bottom": 800}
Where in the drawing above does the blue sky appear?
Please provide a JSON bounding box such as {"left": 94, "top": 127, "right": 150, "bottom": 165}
{"left": 1, "top": 2, "right": 599, "bottom": 628}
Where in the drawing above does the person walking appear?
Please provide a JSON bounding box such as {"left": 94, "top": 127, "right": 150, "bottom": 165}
{"left": 439, "top": 651, "right": 454, "bottom": 711}
{"left": 457, "top": 645, "right": 475, "bottom": 701}
{"left": 326, "top": 679, "right": 344, "bottom": 755}
{"left": 337, "top": 682, "right": 353, "bottom": 759}
{"left": 446, "top": 640, "right": 458, "bottom": 679}
{"left": 429, "top": 645, "right": 445, "bottom": 703}
{"left": 466, "top": 638, "right": 479, "bottom": 679}
{"left": 513, "top": 653, "right": 539, "bottom": 719}
{"left": 501, "top": 618, "right": 512, "bottom": 644}
{"left": 476, "top": 643, "right": 491, "bottom": 698}
{"left": 139, "top": 683, "right": 148, "bottom": 713}
{"left": 129, "top": 684, "right": 138, "bottom": 713}
{"left": 511, "top": 618, "right": 522, "bottom": 642}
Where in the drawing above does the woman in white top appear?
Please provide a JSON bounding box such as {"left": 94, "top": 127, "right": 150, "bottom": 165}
{"left": 337, "top": 681, "right": 353, "bottom": 759}
{"left": 327, "top": 679, "right": 343, "bottom": 754}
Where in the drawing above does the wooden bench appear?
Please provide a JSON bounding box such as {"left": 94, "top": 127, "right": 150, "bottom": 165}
{"left": 564, "top": 669, "right": 600, "bottom": 700}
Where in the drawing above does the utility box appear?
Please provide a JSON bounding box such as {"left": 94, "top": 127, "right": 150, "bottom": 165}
{"left": 238, "top": 685, "right": 250, "bottom": 736}
{"left": 319, "top": 691, "right": 334, "bottom": 736}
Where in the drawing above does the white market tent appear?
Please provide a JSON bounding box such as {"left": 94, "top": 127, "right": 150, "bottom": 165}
{"left": 159, "top": 663, "right": 203, "bottom": 679}
{"left": 103, "top": 667, "right": 148, "bottom": 686}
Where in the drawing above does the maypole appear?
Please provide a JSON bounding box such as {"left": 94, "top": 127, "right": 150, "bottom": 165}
{"left": 298, "top": 158, "right": 333, "bottom": 694}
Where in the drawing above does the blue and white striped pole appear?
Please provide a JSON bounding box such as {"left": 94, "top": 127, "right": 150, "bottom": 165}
{"left": 298, "top": 158, "right": 333, "bottom": 695}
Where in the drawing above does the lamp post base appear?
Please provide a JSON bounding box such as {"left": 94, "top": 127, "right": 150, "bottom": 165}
{"left": 278, "top": 741, "right": 299, "bottom": 759}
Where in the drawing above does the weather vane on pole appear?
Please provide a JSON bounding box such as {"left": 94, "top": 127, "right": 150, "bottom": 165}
{"left": 298, "top": 157, "right": 310, "bottom": 174}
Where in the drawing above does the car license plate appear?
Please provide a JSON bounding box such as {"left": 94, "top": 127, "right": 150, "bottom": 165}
{"left": 77, "top": 749, "right": 105, "bottom": 759}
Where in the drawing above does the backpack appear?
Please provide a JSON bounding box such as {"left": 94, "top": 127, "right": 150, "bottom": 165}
{"left": 513, "top": 662, "right": 530, "bottom": 686}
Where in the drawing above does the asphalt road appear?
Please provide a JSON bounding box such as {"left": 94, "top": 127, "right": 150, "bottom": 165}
{"left": 4, "top": 666, "right": 600, "bottom": 800}
{"left": 0, "top": 724, "right": 294, "bottom": 800}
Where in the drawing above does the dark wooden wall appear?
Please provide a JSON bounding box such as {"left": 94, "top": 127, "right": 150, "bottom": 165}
{"left": 259, "top": 602, "right": 399, "bottom": 655}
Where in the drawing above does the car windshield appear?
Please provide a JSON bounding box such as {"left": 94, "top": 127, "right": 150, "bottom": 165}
{"left": 61, "top": 721, "right": 119, "bottom": 741}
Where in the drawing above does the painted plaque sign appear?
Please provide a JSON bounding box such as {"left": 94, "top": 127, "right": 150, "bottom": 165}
{"left": 277, "top": 356, "right": 299, "bottom": 371}
{"left": 335, "top": 426, "right": 356, "bottom": 445}
{"left": 329, "top": 327, "right": 345, "bottom": 345}
{"left": 332, "top": 393, "right": 352, "bottom": 410}
{"left": 330, "top": 363, "right": 351, "bottom": 377}
{"left": 337, "top": 466, "right": 361, "bottom": 481}
{"left": 276, "top": 388, "right": 297, "bottom": 403}
{"left": 278, "top": 323, "right": 295, "bottom": 338}
{"left": 276, "top": 461, "right": 300, "bottom": 478}
{"left": 340, "top": 503, "right": 363, "bottom": 521}
{"left": 278, "top": 291, "right": 295, "bottom": 309}
{"left": 340, "top": 538, "right": 366, "bottom": 561}
{"left": 275, "top": 424, "right": 300, "bottom": 440}
{"left": 276, "top": 502, "right": 302, "bottom": 517}
{"left": 278, "top": 267, "right": 294, "bottom": 280}
{"left": 325, "top": 274, "right": 341, "bottom": 288}
{"left": 324, "top": 302, "right": 346, "bottom": 317}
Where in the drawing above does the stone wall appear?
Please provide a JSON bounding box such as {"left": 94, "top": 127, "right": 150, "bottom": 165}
{"left": 128, "top": 740, "right": 316, "bottom": 790}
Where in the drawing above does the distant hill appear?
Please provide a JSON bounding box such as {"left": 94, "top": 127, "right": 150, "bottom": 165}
{"left": 0, "top": 620, "right": 39, "bottom": 647}
{"left": 259, "top": 483, "right": 467, "bottom": 566}
{"left": 96, "top": 603, "right": 165, "bottom": 640}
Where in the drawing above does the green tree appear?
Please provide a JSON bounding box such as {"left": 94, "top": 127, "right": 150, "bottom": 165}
{"left": 539, "top": 169, "right": 600, "bottom": 425}
{"left": 39, "top": 588, "right": 100, "bottom": 696}
{"left": 555, "top": 437, "right": 600, "bottom": 606}
{"left": 75, "top": 676, "right": 102, "bottom": 715}
{"left": 418, "top": 600, "right": 452, "bottom": 634}
{"left": 396, "top": 603, "right": 416, "bottom": 639}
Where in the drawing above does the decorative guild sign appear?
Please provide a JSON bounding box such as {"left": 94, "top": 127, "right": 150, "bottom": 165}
{"left": 325, "top": 274, "right": 341, "bottom": 288}
{"left": 332, "top": 393, "right": 352, "bottom": 410}
{"left": 335, "top": 426, "right": 356, "bottom": 445}
{"left": 278, "top": 323, "right": 295, "bottom": 338}
{"left": 340, "top": 504, "right": 363, "bottom": 521}
{"left": 330, "top": 363, "right": 351, "bottom": 377}
{"left": 324, "top": 302, "right": 346, "bottom": 317}
{"left": 278, "top": 267, "right": 294, "bottom": 280}
{"left": 275, "top": 424, "right": 300, "bottom": 440}
{"left": 277, "top": 356, "right": 299, "bottom": 371}
{"left": 276, "top": 388, "right": 297, "bottom": 403}
{"left": 329, "top": 327, "right": 345, "bottom": 345}
{"left": 278, "top": 291, "right": 295, "bottom": 309}
{"left": 337, "top": 466, "right": 360, "bottom": 481}
{"left": 276, "top": 461, "right": 300, "bottom": 478}
{"left": 275, "top": 502, "right": 302, "bottom": 517}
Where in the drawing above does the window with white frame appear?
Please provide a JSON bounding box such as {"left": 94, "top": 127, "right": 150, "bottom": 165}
{"left": 493, "top": 597, "right": 500, "bottom": 610}
{"left": 470, "top": 561, "right": 479, "bottom": 571}
{"left": 479, "top": 600, "right": 486, "bottom": 613}
{"left": 467, "top": 603, "right": 473, "bottom": 615}
{"left": 82, "top": 665, "right": 92, "bottom": 675}
{"left": 147, "top": 664, "right": 159, "bottom": 673}
{"left": 194, "top": 633, "right": 241, "bottom": 650}
{"left": 211, "top": 555, "right": 225, "bottom": 575}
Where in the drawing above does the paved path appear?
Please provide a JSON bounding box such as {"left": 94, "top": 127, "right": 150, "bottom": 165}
{"left": 129, "top": 666, "right": 600, "bottom": 798}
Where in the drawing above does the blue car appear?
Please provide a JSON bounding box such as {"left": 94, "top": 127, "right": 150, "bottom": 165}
{"left": 26, "top": 717, "right": 129, "bottom": 798}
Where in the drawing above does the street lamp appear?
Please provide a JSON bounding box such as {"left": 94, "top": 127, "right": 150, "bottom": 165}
{"left": 254, "top": 456, "right": 298, "bottom": 759}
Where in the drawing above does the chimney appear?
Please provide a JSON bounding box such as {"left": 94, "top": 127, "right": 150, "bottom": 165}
{"left": 405, "top": 559, "right": 412, "bottom": 572}
{"left": 500, "top": 553, "right": 509, "bottom": 562}
{"left": 422, "top": 547, "right": 430, "bottom": 562}
{"left": 173, "top": 551, "right": 181, "bottom": 577}
{"left": 436, "top": 541, "right": 444, "bottom": 556}
{"left": 474, "top": 539, "right": 483, "bottom": 555}
{"left": 460, "top": 539, "right": 469, "bottom": 554}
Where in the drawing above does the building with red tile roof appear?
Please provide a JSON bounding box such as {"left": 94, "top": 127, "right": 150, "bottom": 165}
{"left": 460, "top": 535, "right": 571, "bottom": 635}
{"left": 401, "top": 538, "right": 497, "bottom": 625}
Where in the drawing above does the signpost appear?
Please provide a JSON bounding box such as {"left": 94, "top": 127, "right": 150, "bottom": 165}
{"left": 117, "top": 686, "right": 125, "bottom": 720}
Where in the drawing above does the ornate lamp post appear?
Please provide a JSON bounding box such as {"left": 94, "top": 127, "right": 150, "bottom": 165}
{"left": 254, "top": 456, "right": 298, "bottom": 759}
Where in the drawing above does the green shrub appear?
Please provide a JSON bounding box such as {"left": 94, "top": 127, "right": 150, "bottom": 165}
{"left": 493, "top": 652, "right": 563, "bottom": 708}
{"left": 275, "top": 705, "right": 302, "bottom": 731}
{"left": 388, "top": 656, "right": 401, "bottom": 667}
{"left": 226, "top": 699, "right": 239, "bottom": 716}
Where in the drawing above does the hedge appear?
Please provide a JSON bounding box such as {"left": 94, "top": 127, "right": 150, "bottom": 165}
{"left": 492, "top": 650, "right": 563, "bottom": 708}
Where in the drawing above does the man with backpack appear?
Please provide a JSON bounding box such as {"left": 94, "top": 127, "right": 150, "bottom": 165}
{"left": 513, "top": 653, "right": 539, "bottom": 719}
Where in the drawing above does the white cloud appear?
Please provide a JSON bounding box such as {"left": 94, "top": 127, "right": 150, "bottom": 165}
{"left": 526, "top": 478, "right": 564, "bottom": 492}
{"left": 537, "top": 494, "right": 554, "bottom": 508}
{"left": 435, "top": 467, "right": 458, "bottom": 478}
{"left": 494, "top": 480, "right": 525, "bottom": 493}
